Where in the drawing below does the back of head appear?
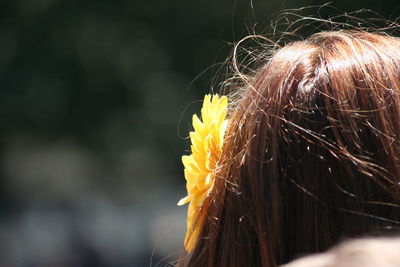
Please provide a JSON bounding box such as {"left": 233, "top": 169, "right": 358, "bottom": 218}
{"left": 178, "top": 30, "right": 400, "bottom": 267}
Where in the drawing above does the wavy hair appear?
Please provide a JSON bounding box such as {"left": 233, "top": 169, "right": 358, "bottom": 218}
{"left": 178, "top": 30, "right": 400, "bottom": 266}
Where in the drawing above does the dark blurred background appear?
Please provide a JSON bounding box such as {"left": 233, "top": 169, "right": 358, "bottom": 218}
{"left": 0, "top": 1, "right": 399, "bottom": 266}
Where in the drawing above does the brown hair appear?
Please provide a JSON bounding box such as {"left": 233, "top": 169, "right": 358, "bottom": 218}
{"left": 178, "top": 30, "right": 400, "bottom": 266}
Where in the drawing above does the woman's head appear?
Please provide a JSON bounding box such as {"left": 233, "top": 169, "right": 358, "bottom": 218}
{"left": 179, "top": 30, "right": 400, "bottom": 266}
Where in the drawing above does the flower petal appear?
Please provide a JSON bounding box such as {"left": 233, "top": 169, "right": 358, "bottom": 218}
{"left": 177, "top": 196, "right": 190, "bottom": 206}
{"left": 179, "top": 94, "right": 228, "bottom": 251}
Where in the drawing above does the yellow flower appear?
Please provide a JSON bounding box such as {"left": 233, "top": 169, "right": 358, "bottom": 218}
{"left": 178, "top": 94, "right": 228, "bottom": 251}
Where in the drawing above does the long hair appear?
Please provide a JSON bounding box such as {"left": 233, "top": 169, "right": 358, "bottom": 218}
{"left": 178, "top": 30, "right": 400, "bottom": 266}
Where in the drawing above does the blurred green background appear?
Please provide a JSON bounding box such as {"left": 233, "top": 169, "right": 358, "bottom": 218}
{"left": 0, "top": 1, "right": 399, "bottom": 266}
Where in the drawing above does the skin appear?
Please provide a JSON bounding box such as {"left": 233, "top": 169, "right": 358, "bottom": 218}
{"left": 282, "top": 237, "right": 400, "bottom": 267}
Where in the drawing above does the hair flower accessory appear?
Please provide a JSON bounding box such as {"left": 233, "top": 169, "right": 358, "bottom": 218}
{"left": 178, "top": 94, "right": 228, "bottom": 251}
